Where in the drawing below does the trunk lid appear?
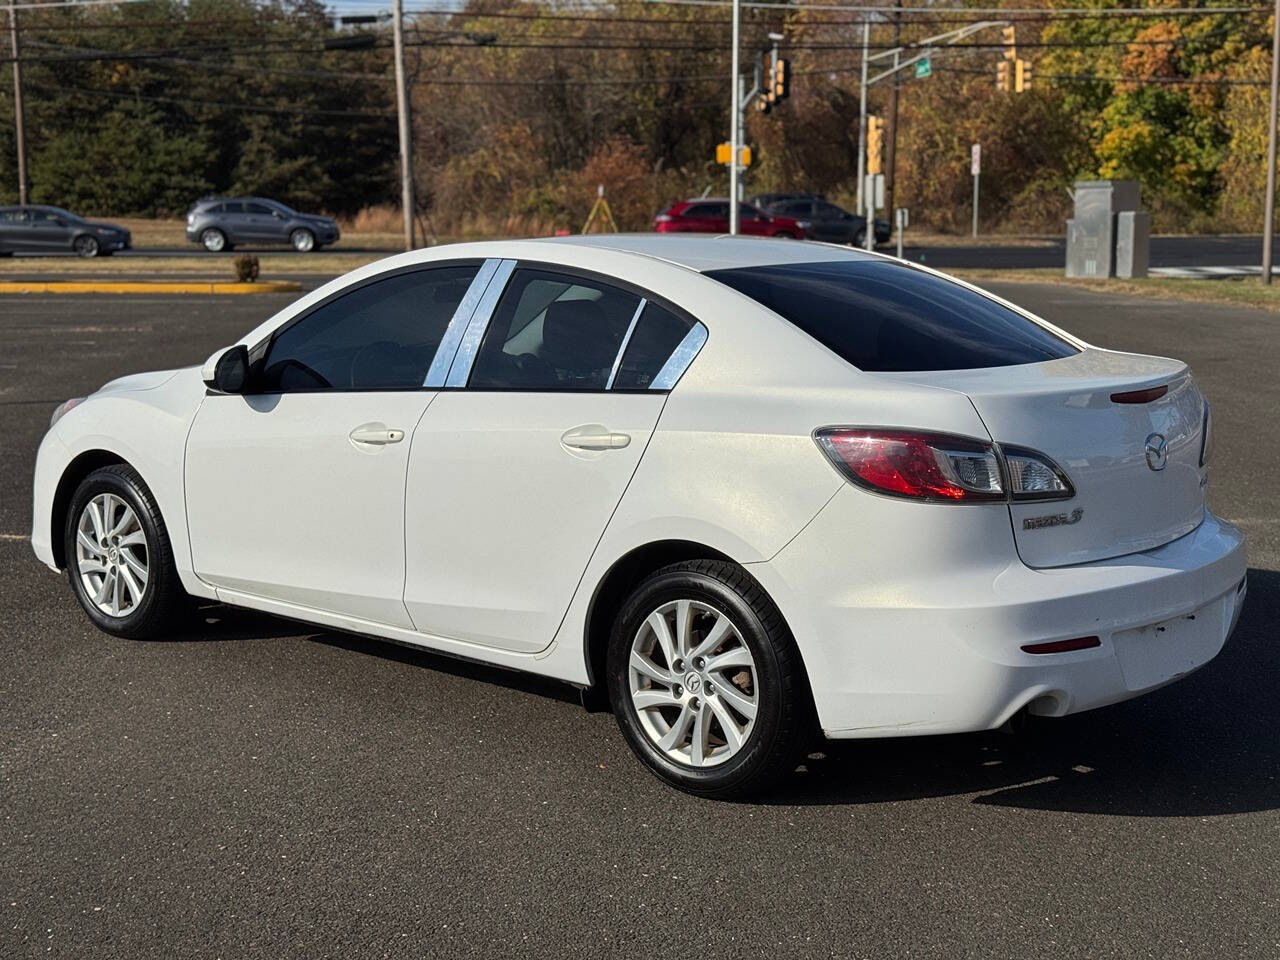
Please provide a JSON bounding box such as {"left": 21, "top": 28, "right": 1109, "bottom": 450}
{"left": 875, "top": 349, "right": 1208, "bottom": 567}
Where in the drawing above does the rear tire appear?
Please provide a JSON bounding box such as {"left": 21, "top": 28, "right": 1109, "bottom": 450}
{"left": 64, "top": 464, "right": 190, "bottom": 639}
{"left": 606, "top": 559, "right": 810, "bottom": 798}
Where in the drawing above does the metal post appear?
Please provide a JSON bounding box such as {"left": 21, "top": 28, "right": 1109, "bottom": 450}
{"left": 896, "top": 212, "right": 904, "bottom": 259}
{"left": 8, "top": 1, "right": 27, "bottom": 205}
{"left": 1263, "top": 0, "right": 1280, "bottom": 284}
{"left": 972, "top": 172, "right": 979, "bottom": 238}
{"left": 885, "top": 1, "right": 902, "bottom": 218}
{"left": 729, "top": 0, "right": 740, "bottom": 235}
{"left": 855, "top": 20, "right": 869, "bottom": 213}
{"left": 392, "top": 0, "right": 415, "bottom": 250}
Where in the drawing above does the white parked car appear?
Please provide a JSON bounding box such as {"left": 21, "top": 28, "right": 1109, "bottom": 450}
{"left": 31, "top": 236, "right": 1246, "bottom": 796}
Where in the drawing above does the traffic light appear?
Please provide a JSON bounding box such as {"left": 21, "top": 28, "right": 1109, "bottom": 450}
{"left": 867, "top": 115, "right": 884, "bottom": 175}
{"left": 773, "top": 57, "right": 791, "bottom": 102}
{"left": 996, "top": 59, "right": 1011, "bottom": 92}
{"left": 1001, "top": 25, "right": 1017, "bottom": 60}
{"left": 1015, "top": 58, "right": 1032, "bottom": 92}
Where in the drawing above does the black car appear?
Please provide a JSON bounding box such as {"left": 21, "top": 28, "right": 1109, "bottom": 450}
{"left": 0, "top": 205, "right": 131, "bottom": 258}
{"left": 761, "top": 197, "right": 891, "bottom": 247}
{"left": 186, "top": 196, "right": 340, "bottom": 253}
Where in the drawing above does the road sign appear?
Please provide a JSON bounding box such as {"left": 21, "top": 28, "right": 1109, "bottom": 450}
{"left": 971, "top": 142, "right": 981, "bottom": 176}
{"left": 716, "top": 143, "right": 752, "bottom": 167}
{"left": 864, "top": 173, "right": 885, "bottom": 211}
{"left": 895, "top": 207, "right": 909, "bottom": 228}
{"left": 914, "top": 58, "right": 931, "bottom": 79}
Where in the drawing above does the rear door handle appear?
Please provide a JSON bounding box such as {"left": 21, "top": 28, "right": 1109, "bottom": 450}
{"left": 561, "top": 426, "right": 631, "bottom": 451}
{"left": 349, "top": 422, "right": 404, "bottom": 445}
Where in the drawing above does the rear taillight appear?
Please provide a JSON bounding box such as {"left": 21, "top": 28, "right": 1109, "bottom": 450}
{"left": 814, "top": 428, "right": 1074, "bottom": 504}
{"left": 814, "top": 429, "right": 1003, "bottom": 502}
{"left": 1200, "top": 401, "right": 1213, "bottom": 468}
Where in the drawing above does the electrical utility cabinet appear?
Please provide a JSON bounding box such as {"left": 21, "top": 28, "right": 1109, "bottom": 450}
{"left": 1065, "top": 180, "right": 1149, "bottom": 279}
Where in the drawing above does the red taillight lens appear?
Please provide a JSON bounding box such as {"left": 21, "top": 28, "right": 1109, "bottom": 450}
{"left": 814, "top": 429, "right": 1004, "bottom": 502}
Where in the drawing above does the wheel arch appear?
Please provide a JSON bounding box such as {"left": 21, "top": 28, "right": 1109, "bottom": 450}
{"left": 581, "top": 539, "right": 738, "bottom": 692}
{"left": 49, "top": 449, "right": 129, "bottom": 569}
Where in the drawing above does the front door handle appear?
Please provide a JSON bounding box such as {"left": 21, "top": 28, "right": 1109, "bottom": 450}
{"left": 561, "top": 425, "right": 631, "bottom": 451}
{"left": 349, "top": 422, "right": 405, "bottom": 445}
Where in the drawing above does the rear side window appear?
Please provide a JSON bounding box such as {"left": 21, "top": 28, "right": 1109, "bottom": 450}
{"left": 245, "top": 202, "right": 273, "bottom": 215}
{"left": 223, "top": 201, "right": 245, "bottom": 214}
{"left": 257, "top": 265, "right": 479, "bottom": 391}
{"left": 706, "top": 260, "right": 1078, "bottom": 372}
{"left": 612, "top": 303, "right": 694, "bottom": 390}
{"left": 469, "top": 269, "right": 640, "bottom": 390}
{"left": 682, "top": 203, "right": 727, "bottom": 219}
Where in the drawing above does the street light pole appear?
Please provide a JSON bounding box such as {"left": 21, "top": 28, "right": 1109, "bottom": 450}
{"left": 856, "top": 20, "right": 869, "bottom": 214}
{"left": 392, "top": 0, "right": 416, "bottom": 250}
{"left": 1263, "top": 0, "right": 1279, "bottom": 285}
{"left": 729, "top": 0, "right": 740, "bottom": 235}
{"left": 8, "top": 0, "right": 27, "bottom": 205}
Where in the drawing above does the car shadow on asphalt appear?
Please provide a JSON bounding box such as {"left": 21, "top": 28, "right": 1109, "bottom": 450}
{"left": 761, "top": 567, "right": 1279, "bottom": 816}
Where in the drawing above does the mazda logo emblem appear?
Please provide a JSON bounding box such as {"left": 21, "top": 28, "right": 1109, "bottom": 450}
{"left": 1145, "top": 433, "right": 1168, "bottom": 471}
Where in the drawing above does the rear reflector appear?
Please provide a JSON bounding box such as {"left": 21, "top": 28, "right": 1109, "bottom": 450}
{"left": 1110, "top": 385, "right": 1168, "bottom": 404}
{"left": 1021, "top": 636, "right": 1101, "bottom": 655}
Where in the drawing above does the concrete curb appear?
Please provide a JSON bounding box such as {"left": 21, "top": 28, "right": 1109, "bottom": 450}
{"left": 0, "top": 280, "right": 303, "bottom": 295}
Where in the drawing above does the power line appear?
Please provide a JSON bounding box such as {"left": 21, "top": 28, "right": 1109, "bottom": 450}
{"left": 28, "top": 79, "right": 395, "bottom": 117}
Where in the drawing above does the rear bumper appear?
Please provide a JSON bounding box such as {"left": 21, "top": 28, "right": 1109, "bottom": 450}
{"left": 749, "top": 487, "right": 1247, "bottom": 738}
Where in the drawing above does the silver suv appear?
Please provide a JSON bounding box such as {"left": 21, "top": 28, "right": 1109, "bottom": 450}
{"left": 186, "top": 197, "right": 340, "bottom": 253}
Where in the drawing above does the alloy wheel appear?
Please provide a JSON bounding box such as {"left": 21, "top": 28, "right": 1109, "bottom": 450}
{"left": 291, "top": 229, "right": 315, "bottom": 252}
{"left": 201, "top": 229, "right": 226, "bottom": 252}
{"left": 627, "top": 599, "right": 759, "bottom": 768}
{"left": 74, "top": 235, "right": 99, "bottom": 258}
{"left": 75, "top": 492, "right": 148, "bottom": 617}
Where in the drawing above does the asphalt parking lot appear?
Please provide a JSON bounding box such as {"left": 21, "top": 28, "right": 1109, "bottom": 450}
{"left": 2, "top": 283, "right": 1277, "bottom": 959}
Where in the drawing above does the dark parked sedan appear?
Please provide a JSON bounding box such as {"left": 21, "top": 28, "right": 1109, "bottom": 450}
{"left": 186, "top": 197, "right": 340, "bottom": 253}
{"left": 0, "top": 205, "right": 131, "bottom": 257}
{"left": 761, "top": 197, "right": 891, "bottom": 247}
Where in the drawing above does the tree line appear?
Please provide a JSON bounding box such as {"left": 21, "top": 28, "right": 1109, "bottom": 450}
{"left": 0, "top": 0, "right": 1273, "bottom": 235}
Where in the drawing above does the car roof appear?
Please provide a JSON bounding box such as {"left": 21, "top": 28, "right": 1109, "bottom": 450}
{"left": 537, "top": 233, "right": 879, "bottom": 272}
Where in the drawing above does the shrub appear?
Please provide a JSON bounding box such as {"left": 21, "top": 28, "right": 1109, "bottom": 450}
{"left": 232, "top": 255, "right": 260, "bottom": 283}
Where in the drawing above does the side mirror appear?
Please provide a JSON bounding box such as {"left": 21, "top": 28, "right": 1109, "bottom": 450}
{"left": 203, "top": 345, "right": 250, "bottom": 393}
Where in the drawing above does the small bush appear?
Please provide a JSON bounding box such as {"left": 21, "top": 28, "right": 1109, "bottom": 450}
{"left": 232, "top": 255, "right": 260, "bottom": 283}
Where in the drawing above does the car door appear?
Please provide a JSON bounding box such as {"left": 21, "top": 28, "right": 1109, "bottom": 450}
{"left": 242, "top": 202, "right": 282, "bottom": 242}
{"left": 218, "top": 201, "right": 251, "bottom": 242}
{"left": 0, "top": 209, "right": 24, "bottom": 251}
{"left": 184, "top": 261, "right": 486, "bottom": 627}
{"left": 403, "top": 263, "right": 707, "bottom": 653}
{"left": 27, "top": 209, "right": 72, "bottom": 250}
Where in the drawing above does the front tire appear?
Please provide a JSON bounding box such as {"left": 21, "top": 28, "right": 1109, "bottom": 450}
{"left": 201, "top": 228, "right": 228, "bottom": 253}
{"left": 64, "top": 464, "right": 189, "bottom": 639}
{"left": 73, "top": 234, "right": 100, "bottom": 258}
{"left": 606, "top": 559, "right": 810, "bottom": 798}
{"left": 290, "top": 228, "right": 316, "bottom": 252}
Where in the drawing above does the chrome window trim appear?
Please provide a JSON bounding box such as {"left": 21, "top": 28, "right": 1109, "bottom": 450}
{"left": 605, "top": 298, "right": 647, "bottom": 391}
{"left": 424, "top": 258, "right": 501, "bottom": 388}
{"left": 444, "top": 258, "right": 516, "bottom": 388}
{"left": 649, "top": 322, "right": 708, "bottom": 391}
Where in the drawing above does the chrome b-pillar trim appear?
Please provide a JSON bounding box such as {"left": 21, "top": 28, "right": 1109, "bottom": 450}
{"left": 444, "top": 259, "right": 517, "bottom": 388}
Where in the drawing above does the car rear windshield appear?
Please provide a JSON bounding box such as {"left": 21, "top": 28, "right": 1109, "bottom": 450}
{"left": 706, "top": 260, "right": 1079, "bottom": 372}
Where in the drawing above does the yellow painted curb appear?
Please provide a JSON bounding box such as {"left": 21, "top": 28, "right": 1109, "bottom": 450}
{"left": 0, "top": 280, "right": 303, "bottom": 295}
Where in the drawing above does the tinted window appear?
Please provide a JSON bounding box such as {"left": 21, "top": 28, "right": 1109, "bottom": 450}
{"left": 469, "top": 269, "right": 640, "bottom": 390}
{"left": 0, "top": 209, "right": 21, "bottom": 222}
{"left": 258, "top": 265, "right": 479, "bottom": 391}
{"left": 612, "top": 303, "right": 695, "bottom": 390}
{"left": 223, "top": 201, "right": 246, "bottom": 214}
{"left": 779, "top": 201, "right": 812, "bottom": 216}
{"left": 707, "top": 260, "right": 1078, "bottom": 372}
{"left": 815, "top": 203, "right": 846, "bottom": 218}
{"left": 245, "top": 202, "right": 273, "bottom": 215}
{"left": 206, "top": 203, "right": 225, "bottom": 214}
{"left": 682, "top": 203, "right": 728, "bottom": 219}
{"left": 30, "top": 209, "right": 61, "bottom": 223}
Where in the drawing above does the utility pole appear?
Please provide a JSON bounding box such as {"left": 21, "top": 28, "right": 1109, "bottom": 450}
{"left": 8, "top": 0, "right": 27, "bottom": 205}
{"left": 855, "top": 21, "right": 869, "bottom": 213}
{"left": 728, "top": 0, "right": 740, "bottom": 234}
{"left": 392, "top": 0, "right": 415, "bottom": 250}
{"left": 1263, "top": 0, "right": 1279, "bottom": 285}
{"left": 885, "top": 1, "right": 902, "bottom": 219}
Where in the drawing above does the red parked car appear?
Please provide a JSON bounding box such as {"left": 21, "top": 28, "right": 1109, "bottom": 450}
{"left": 653, "top": 199, "right": 810, "bottom": 238}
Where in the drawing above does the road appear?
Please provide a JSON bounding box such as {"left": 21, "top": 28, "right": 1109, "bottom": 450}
{"left": 1, "top": 284, "right": 1277, "bottom": 959}
{"left": 5, "top": 234, "right": 1269, "bottom": 271}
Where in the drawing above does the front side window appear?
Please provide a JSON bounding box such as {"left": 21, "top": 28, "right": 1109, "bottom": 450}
{"left": 256, "top": 265, "right": 480, "bottom": 392}
{"left": 469, "top": 269, "right": 642, "bottom": 390}
{"left": 707, "top": 259, "right": 1079, "bottom": 372}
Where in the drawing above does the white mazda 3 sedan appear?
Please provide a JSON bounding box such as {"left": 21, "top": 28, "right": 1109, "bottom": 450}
{"left": 31, "top": 235, "right": 1247, "bottom": 797}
